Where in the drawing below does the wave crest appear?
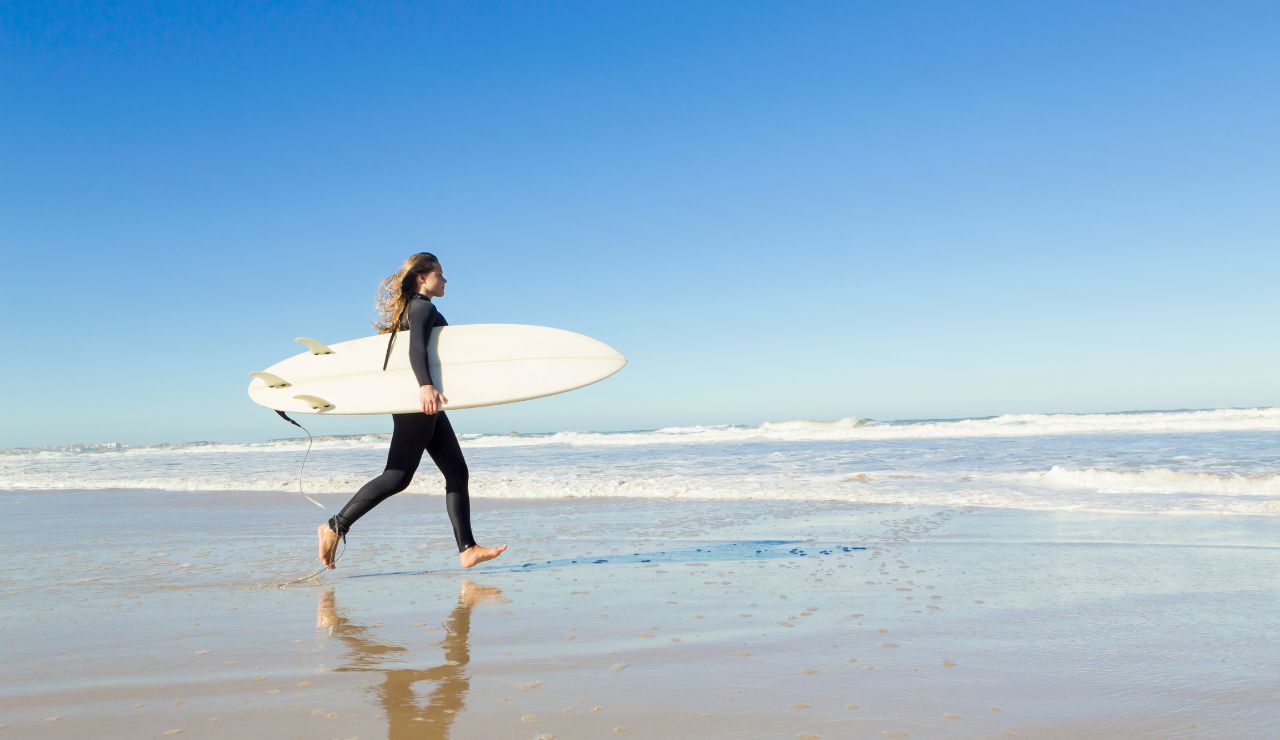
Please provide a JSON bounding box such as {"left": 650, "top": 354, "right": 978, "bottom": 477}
{"left": 5, "top": 407, "right": 1278, "bottom": 457}
{"left": 1033, "top": 465, "right": 1280, "bottom": 496}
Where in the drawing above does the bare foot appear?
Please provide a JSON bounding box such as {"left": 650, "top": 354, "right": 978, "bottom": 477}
{"left": 317, "top": 523, "right": 339, "bottom": 569}
{"left": 459, "top": 544, "right": 507, "bottom": 569}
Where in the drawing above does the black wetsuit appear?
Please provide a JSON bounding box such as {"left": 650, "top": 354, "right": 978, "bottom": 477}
{"left": 329, "top": 294, "right": 477, "bottom": 552}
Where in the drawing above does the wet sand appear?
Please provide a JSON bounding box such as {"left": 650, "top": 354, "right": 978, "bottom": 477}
{"left": 2, "top": 491, "right": 1277, "bottom": 738}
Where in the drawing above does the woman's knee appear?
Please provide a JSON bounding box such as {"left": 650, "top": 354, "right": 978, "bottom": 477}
{"left": 382, "top": 469, "right": 415, "bottom": 495}
{"left": 445, "top": 462, "right": 469, "bottom": 493}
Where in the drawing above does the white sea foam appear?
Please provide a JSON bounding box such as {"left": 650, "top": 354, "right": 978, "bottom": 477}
{"left": 7, "top": 467, "right": 1275, "bottom": 516}
{"left": 6, "top": 406, "right": 1275, "bottom": 458}
{"left": 2, "top": 408, "right": 1277, "bottom": 516}
{"left": 1025, "top": 466, "right": 1280, "bottom": 496}
{"left": 467, "top": 407, "right": 1280, "bottom": 446}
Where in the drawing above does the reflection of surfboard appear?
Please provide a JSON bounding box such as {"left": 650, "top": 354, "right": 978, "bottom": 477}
{"left": 247, "top": 324, "right": 626, "bottom": 415}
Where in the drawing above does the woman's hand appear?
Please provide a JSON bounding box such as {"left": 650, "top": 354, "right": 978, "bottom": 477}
{"left": 419, "top": 384, "right": 448, "bottom": 415}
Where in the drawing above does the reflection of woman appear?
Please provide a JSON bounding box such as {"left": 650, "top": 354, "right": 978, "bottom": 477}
{"left": 317, "top": 581, "right": 505, "bottom": 738}
{"left": 316, "top": 252, "right": 506, "bottom": 570}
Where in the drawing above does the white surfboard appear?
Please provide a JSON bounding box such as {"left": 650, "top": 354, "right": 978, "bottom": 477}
{"left": 247, "top": 324, "right": 626, "bottom": 415}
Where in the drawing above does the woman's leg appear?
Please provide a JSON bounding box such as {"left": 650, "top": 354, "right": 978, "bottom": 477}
{"left": 425, "top": 412, "right": 475, "bottom": 552}
{"left": 331, "top": 413, "right": 438, "bottom": 536}
{"left": 427, "top": 413, "right": 506, "bottom": 567}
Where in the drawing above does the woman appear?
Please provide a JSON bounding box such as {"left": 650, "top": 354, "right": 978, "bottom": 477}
{"left": 317, "top": 252, "right": 507, "bottom": 570}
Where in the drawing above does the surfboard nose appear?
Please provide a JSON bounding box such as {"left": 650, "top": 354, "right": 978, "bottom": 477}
{"left": 589, "top": 336, "right": 628, "bottom": 364}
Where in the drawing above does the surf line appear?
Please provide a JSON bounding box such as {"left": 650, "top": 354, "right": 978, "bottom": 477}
{"left": 273, "top": 410, "right": 346, "bottom": 587}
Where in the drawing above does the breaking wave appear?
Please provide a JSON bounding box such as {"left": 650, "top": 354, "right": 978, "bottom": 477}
{"left": 1027, "top": 465, "right": 1280, "bottom": 496}
{"left": 5, "top": 407, "right": 1278, "bottom": 456}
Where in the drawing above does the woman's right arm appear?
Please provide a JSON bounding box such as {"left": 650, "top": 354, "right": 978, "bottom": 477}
{"left": 407, "top": 300, "right": 448, "bottom": 414}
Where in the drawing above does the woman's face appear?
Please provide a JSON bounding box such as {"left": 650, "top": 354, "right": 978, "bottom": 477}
{"left": 418, "top": 265, "right": 446, "bottom": 298}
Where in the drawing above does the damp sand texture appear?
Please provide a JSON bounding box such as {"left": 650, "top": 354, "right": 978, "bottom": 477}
{"left": 2, "top": 491, "right": 1277, "bottom": 738}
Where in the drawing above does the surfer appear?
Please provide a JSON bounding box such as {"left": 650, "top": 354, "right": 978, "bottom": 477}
{"left": 317, "top": 252, "right": 507, "bottom": 570}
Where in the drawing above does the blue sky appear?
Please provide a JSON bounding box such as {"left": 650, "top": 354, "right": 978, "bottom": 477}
{"left": 2, "top": 1, "right": 1277, "bottom": 448}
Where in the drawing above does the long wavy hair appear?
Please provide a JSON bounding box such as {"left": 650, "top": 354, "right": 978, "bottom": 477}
{"left": 373, "top": 252, "right": 439, "bottom": 334}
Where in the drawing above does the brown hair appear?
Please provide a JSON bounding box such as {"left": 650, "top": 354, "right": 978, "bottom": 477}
{"left": 373, "top": 252, "right": 439, "bottom": 333}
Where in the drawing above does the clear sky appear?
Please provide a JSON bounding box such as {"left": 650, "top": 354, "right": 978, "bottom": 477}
{"left": 2, "top": 1, "right": 1277, "bottom": 448}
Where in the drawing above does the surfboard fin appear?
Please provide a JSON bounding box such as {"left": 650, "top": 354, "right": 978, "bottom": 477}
{"left": 247, "top": 371, "right": 291, "bottom": 388}
{"left": 295, "top": 337, "right": 334, "bottom": 355}
{"left": 293, "top": 394, "right": 334, "bottom": 411}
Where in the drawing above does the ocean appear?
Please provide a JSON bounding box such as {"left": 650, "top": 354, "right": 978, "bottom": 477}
{"left": 5, "top": 406, "right": 1278, "bottom": 517}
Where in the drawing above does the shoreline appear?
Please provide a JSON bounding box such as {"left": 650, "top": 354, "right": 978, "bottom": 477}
{"left": 9, "top": 487, "right": 1280, "bottom": 520}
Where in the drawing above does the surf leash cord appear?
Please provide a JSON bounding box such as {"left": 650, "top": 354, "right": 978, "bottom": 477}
{"left": 274, "top": 410, "right": 346, "bottom": 586}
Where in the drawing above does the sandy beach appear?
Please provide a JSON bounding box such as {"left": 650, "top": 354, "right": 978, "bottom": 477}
{"left": 1, "top": 491, "right": 1276, "bottom": 738}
